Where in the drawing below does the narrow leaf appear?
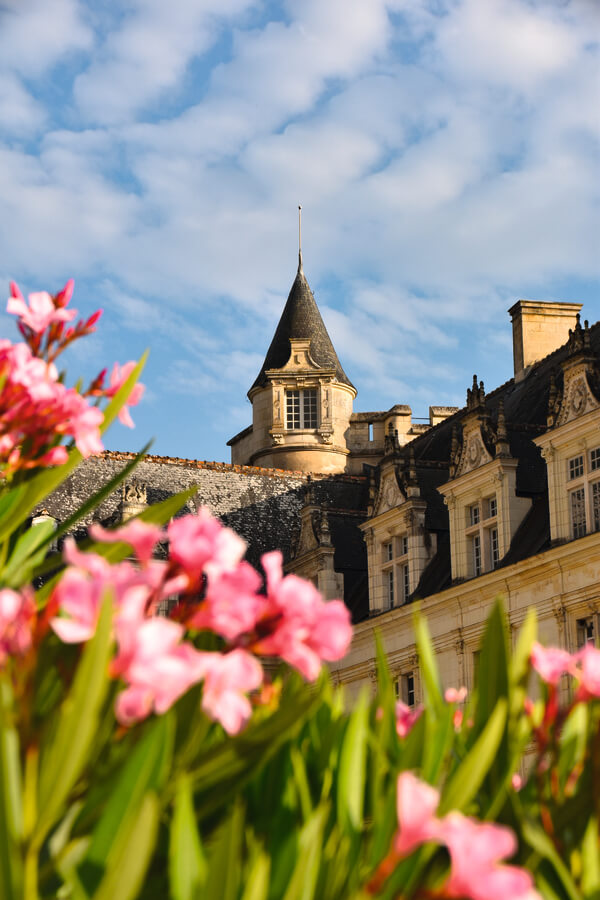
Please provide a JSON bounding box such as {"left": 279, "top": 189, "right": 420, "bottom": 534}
{"left": 336, "top": 689, "right": 369, "bottom": 833}
{"left": 35, "top": 594, "right": 113, "bottom": 846}
{"left": 169, "top": 774, "right": 206, "bottom": 900}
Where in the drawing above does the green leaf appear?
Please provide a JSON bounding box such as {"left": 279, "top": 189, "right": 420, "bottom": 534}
{"left": 189, "top": 677, "right": 320, "bottom": 822}
{"left": 241, "top": 844, "right": 270, "bottom": 900}
{"left": 282, "top": 805, "right": 327, "bottom": 900}
{"left": 0, "top": 677, "right": 23, "bottom": 899}
{"left": 521, "top": 818, "right": 582, "bottom": 900}
{"left": 92, "top": 791, "right": 159, "bottom": 900}
{"left": 439, "top": 699, "right": 508, "bottom": 814}
{"left": 336, "top": 689, "right": 369, "bottom": 833}
{"left": 2, "top": 520, "right": 56, "bottom": 587}
{"left": 79, "top": 714, "right": 173, "bottom": 894}
{"left": 558, "top": 703, "right": 588, "bottom": 791}
{"left": 35, "top": 593, "right": 114, "bottom": 847}
{"left": 169, "top": 774, "right": 206, "bottom": 900}
{"left": 203, "top": 800, "right": 244, "bottom": 900}
{"left": 414, "top": 611, "right": 444, "bottom": 714}
{"left": 471, "top": 598, "right": 510, "bottom": 791}
{"left": 581, "top": 815, "right": 600, "bottom": 897}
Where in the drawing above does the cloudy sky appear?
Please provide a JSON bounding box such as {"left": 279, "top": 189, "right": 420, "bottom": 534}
{"left": 1, "top": 0, "right": 598, "bottom": 462}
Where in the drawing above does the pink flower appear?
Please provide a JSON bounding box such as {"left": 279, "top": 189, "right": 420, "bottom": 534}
{"left": 445, "top": 686, "right": 468, "bottom": 703}
{"left": 441, "top": 813, "right": 540, "bottom": 900}
{"left": 89, "top": 519, "right": 163, "bottom": 565}
{"left": 106, "top": 361, "right": 145, "bottom": 428}
{"left": 189, "top": 561, "right": 263, "bottom": 641}
{"left": 0, "top": 588, "right": 35, "bottom": 663}
{"left": 395, "top": 700, "right": 423, "bottom": 738}
{"left": 254, "top": 551, "right": 352, "bottom": 681}
{"left": 573, "top": 643, "right": 600, "bottom": 700}
{"left": 530, "top": 642, "right": 573, "bottom": 686}
{"left": 168, "top": 508, "right": 246, "bottom": 585}
{"left": 7, "top": 284, "right": 76, "bottom": 333}
{"left": 50, "top": 567, "right": 103, "bottom": 643}
{"left": 114, "top": 617, "right": 206, "bottom": 725}
{"left": 394, "top": 771, "right": 440, "bottom": 856}
{"left": 195, "top": 649, "right": 263, "bottom": 735}
{"left": 62, "top": 392, "right": 104, "bottom": 457}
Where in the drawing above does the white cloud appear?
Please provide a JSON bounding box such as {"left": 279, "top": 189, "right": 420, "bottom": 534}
{"left": 0, "top": 0, "right": 92, "bottom": 77}
{"left": 73, "top": 0, "right": 256, "bottom": 124}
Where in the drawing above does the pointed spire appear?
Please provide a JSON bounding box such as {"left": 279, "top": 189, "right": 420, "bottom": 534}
{"left": 298, "top": 204, "right": 303, "bottom": 274}
{"left": 250, "top": 217, "right": 355, "bottom": 393}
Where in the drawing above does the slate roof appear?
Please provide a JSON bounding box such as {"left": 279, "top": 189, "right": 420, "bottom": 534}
{"left": 386, "top": 319, "right": 600, "bottom": 602}
{"left": 250, "top": 257, "right": 355, "bottom": 392}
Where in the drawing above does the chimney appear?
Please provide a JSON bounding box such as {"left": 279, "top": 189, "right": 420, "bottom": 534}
{"left": 509, "top": 300, "right": 583, "bottom": 383}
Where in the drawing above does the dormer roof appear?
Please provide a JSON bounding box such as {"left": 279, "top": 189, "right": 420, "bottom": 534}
{"left": 250, "top": 257, "right": 355, "bottom": 393}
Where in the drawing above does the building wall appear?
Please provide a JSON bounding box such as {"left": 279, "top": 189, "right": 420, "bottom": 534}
{"left": 331, "top": 532, "right": 600, "bottom": 703}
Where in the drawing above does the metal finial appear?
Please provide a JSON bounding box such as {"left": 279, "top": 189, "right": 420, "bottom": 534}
{"left": 298, "top": 204, "right": 303, "bottom": 273}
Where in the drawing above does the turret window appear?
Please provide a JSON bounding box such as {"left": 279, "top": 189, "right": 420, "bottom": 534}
{"left": 286, "top": 389, "right": 318, "bottom": 429}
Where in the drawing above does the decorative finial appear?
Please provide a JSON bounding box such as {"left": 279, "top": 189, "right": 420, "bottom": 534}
{"left": 298, "top": 204, "right": 303, "bottom": 273}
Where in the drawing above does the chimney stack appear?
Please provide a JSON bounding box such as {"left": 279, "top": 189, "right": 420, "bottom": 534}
{"left": 509, "top": 300, "right": 582, "bottom": 383}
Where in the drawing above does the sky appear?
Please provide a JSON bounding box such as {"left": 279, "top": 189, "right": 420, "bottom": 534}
{"left": 1, "top": 0, "right": 599, "bottom": 463}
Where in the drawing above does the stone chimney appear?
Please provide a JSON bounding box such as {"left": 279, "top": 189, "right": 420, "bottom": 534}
{"left": 509, "top": 300, "right": 583, "bottom": 383}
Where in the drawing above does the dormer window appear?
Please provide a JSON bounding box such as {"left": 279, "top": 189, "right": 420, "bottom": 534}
{"left": 380, "top": 533, "right": 411, "bottom": 609}
{"left": 286, "top": 389, "right": 318, "bottom": 429}
{"left": 566, "top": 447, "right": 600, "bottom": 539}
{"left": 465, "top": 494, "right": 498, "bottom": 577}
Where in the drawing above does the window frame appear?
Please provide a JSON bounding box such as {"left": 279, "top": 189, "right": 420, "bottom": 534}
{"left": 285, "top": 388, "right": 319, "bottom": 430}
{"left": 465, "top": 494, "right": 499, "bottom": 577}
{"left": 566, "top": 447, "right": 600, "bottom": 539}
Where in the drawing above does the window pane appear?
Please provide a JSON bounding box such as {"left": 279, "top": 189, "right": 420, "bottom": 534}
{"left": 472, "top": 534, "right": 482, "bottom": 576}
{"left": 490, "top": 527, "right": 499, "bottom": 568}
{"left": 570, "top": 487, "right": 586, "bottom": 538}
{"left": 488, "top": 496, "right": 497, "bottom": 518}
{"left": 569, "top": 455, "right": 584, "bottom": 480}
{"left": 577, "top": 616, "right": 596, "bottom": 648}
{"left": 401, "top": 535, "right": 408, "bottom": 556}
{"left": 303, "top": 389, "right": 317, "bottom": 428}
{"left": 387, "top": 570, "right": 394, "bottom": 607}
{"left": 384, "top": 542, "right": 393, "bottom": 562}
{"left": 286, "top": 391, "right": 300, "bottom": 429}
{"left": 402, "top": 563, "right": 410, "bottom": 602}
{"left": 469, "top": 504, "right": 480, "bottom": 526}
{"left": 593, "top": 482, "right": 600, "bottom": 532}
{"left": 591, "top": 448, "right": 600, "bottom": 471}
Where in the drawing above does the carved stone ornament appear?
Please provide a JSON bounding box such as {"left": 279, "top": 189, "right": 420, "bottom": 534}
{"left": 271, "top": 432, "right": 284, "bottom": 445}
{"left": 122, "top": 482, "right": 147, "bottom": 505}
{"left": 318, "top": 430, "right": 333, "bottom": 445}
{"left": 555, "top": 365, "right": 600, "bottom": 428}
{"left": 453, "top": 428, "right": 493, "bottom": 478}
{"left": 374, "top": 471, "right": 405, "bottom": 515}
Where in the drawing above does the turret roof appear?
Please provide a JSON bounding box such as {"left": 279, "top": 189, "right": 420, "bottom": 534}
{"left": 250, "top": 255, "right": 355, "bottom": 393}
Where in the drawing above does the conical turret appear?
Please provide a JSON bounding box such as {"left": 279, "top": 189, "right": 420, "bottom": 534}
{"left": 228, "top": 241, "right": 357, "bottom": 474}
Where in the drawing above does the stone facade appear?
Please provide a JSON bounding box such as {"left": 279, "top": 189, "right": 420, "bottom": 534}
{"left": 37, "top": 256, "right": 600, "bottom": 711}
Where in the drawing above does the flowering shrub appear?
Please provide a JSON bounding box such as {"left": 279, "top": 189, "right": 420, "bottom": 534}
{"left": 0, "top": 281, "right": 598, "bottom": 899}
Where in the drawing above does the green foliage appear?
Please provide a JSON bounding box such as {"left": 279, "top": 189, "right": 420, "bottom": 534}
{"left": 0, "top": 351, "right": 598, "bottom": 898}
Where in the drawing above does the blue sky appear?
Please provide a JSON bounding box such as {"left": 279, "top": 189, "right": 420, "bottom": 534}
{"left": 1, "top": 0, "right": 598, "bottom": 463}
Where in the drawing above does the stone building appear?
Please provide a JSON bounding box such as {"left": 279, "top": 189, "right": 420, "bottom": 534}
{"left": 40, "top": 257, "right": 600, "bottom": 708}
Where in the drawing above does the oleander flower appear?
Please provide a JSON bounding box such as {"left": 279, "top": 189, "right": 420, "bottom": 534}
{"left": 254, "top": 550, "right": 352, "bottom": 681}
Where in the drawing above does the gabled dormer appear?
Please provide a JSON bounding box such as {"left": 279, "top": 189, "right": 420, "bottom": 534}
{"left": 535, "top": 316, "right": 600, "bottom": 543}
{"left": 439, "top": 378, "right": 531, "bottom": 581}
{"left": 362, "top": 438, "right": 436, "bottom": 615}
